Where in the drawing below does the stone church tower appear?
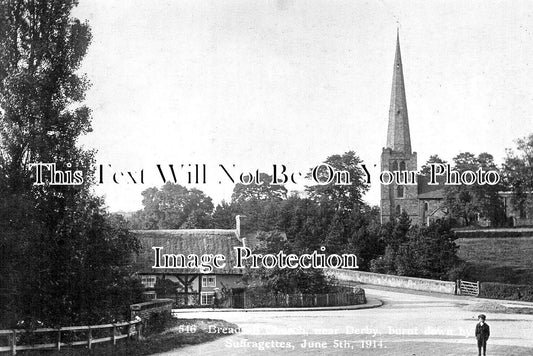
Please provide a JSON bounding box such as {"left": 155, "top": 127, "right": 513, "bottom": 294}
{"left": 380, "top": 33, "right": 418, "bottom": 223}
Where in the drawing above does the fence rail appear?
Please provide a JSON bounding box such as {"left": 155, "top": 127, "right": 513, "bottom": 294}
{"left": 0, "top": 319, "right": 141, "bottom": 355}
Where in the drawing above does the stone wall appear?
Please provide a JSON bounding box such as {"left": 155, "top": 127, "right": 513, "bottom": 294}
{"left": 327, "top": 268, "right": 456, "bottom": 294}
{"left": 130, "top": 298, "right": 174, "bottom": 321}
{"left": 419, "top": 199, "right": 445, "bottom": 226}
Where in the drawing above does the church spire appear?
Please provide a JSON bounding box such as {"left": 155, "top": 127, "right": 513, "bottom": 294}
{"left": 386, "top": 31, "right": 412, "bottom": 154}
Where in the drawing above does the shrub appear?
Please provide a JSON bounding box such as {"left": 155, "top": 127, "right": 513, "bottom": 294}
{"left": 479, "top": 282, "right": 533, "bottom": 302}
{"left": 145, "top": 310, "right": 173, "bottom": 335}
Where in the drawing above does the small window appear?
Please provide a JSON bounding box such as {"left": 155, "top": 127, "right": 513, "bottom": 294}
{"left": 397, "top": 186, "right": 404, "bottom": 198}
{"left": 141, "top": 275, "right": 156, "bottom": 289}
{"left": 424, "top": 202, "right": 429, "bottom": 212}
{"left": 201, "top": 292, "right": 215, "bottom": 305}
{"left": 392, "top": 161, "right": 399, "bottom": 171}
{"left": 520, "top": 207, "right": 526, "bottom": 219}
{"left": 399, "top": 161, "right": 406, "bottom": 171}
{"left": 395, "top": 205, "right": 401, "bottom": 216}
{"left": 202, "top": 276, "right": 216, "bottom": 288}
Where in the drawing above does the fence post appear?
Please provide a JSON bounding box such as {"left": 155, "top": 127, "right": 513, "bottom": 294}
{"left": 11, "top": 330, "right": 16, "bottom": 355}
{"left": 477, "top": 281, "right": 480, "bottom": 296}
{"left": 136, "top": 321, "right": 142, "bottom": 341}
{"left": 326, "top": 294, "right": 329, "bottom": 306}
{"left": 286, "top": 294, "right": 289, "bottom": 306}
{"left": 87, "top": 326, "right": 92, "bottom": 349}
{"left": 314, "top": 294, "right": 317, "bottom": 307}
{"left": 57, "top": 328, "right": 61, "bottom": 351}
{"left": 127, "top": 321, "right": 132, "bottom": 340}
{"left": 112, "top": 324, "right": 117, "bottom": 345}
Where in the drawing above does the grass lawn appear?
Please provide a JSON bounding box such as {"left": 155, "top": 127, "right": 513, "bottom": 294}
{"left": 20, "top": 318, "right": 238, "bottom": 356}
{"left": 456, "top": 236, "right": 533, "bottom": 285}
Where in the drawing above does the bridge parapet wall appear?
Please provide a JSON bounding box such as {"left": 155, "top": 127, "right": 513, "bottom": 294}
{"left": 327, "top": 268, "right": 456, "bottom": 295}
{"left": 130, "top": 298, "right": 173, "bottom": 321}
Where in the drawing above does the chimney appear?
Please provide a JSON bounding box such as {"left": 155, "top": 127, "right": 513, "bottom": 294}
{"left": 235, "top": 215, "right": 246, "bottom": 244}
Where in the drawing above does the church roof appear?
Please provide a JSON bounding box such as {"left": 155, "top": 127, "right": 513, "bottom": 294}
{"left": 418, "top": 175, "right": 445, "bottom": 199}
{"left": 131, "top": 229, "right": 244, "bottom": 275}
{"left": 386, "top": 31, "right": 412, "bottom": 154}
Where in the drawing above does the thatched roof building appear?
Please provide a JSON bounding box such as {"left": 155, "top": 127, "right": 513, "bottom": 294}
{"left": 132, "top": 229, "right": 244, "bottom": 275}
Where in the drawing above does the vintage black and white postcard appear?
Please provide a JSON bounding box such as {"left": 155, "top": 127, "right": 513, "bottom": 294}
{"left": 0, "top": 1, "right": 532, "bottom": 355}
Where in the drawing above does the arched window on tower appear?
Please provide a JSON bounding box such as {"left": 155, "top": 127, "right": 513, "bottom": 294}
{"left": 424, "top": 202, "right": 429, "bottom": 212}
{"left": 397, "top": 185, "right": 404, "bottom": 198}
{"left": 395, "top": 205, "right": 401, "bottom": 216}
{"left": 400, "top": 161, "right": 406, "bottom": 171}
{"left": 392, "top": 161, "right": 399, "bottom": 171}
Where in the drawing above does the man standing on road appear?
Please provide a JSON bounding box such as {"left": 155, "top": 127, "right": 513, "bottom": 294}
{"left": 475, "top": 314, "right": 490, "bottom": 356}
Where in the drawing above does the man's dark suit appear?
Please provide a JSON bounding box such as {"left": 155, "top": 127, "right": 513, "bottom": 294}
{"left": 475, "top": 322, "right": 490, "bottom": 356}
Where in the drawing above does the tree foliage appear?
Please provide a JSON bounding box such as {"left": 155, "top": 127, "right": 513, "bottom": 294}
{"left": 242, "top": 231, "right": 334, "bottom": 294}
{"left": 503, "top": 134, "right": 533, "bottom": 218}
{"left": 231, "top": 172, "right": 287, "bottom": 204}
{"left": 420, "top": 154, "right": 447, "bottom": 175}
{"left": 211, "top": 200, "right": 239, "bottom": 229}
{"left": 305, "top": 151, "right": 369, "bottom": 212}
{"left": 0, "top": 0, "right": 142, "bottom": 327}
{"left": 370, "top": 216, "right": 463, "bottom": 280}
{"left": 444, "top": 152, "right": 505, "bottom": 226}
{"left": 131, "top": 182, "right": 214, "bottom": 229}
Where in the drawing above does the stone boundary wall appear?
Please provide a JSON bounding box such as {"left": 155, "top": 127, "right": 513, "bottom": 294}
{"left": 130, "top": 298, "right": 173, "bottom": 321}
{"left": 327, "top": 268, "right": 456, "bottom": 295}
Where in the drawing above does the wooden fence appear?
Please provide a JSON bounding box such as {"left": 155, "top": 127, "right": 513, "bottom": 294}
{"left": 0, "top": 319, "right": 141, "bottom": 355}
{"left": 243, "top": 288, "right": 366, "bottom": 308}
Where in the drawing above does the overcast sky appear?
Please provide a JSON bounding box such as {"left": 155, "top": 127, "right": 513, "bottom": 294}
{"left": 73, "top": 0, "right": 533, "bottom": 212}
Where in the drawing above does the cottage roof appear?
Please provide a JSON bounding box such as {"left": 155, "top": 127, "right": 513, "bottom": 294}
{"left": 132, "top": 229, "right": 244, "bottom": 275}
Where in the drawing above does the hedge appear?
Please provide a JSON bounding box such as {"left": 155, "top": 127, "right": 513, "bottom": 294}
{"left": 479, "top": 282, "right": 533, "bottom": 302}
{"left": 454, "top": 229, "right": 533, "bottom": 239}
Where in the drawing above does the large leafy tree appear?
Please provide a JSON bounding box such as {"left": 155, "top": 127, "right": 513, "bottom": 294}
{"left": 211, "top": 200, "right": 239, "bottom": 229}
{"left": 394, "top": 220, "right": 462, "bottom": 280}
{"left": 503, "top": 134, "right": 533, "bottom": 218}
{"left": 132, "top": 182, "right": 214, "bottom": 229}
{"left": 0, "top": 0, "right": 141, "bottom": 327}
{"left": 444, "top": 152, "right": 505, "bottom": 226}
{"left": 242, "top": 231, "right": 333, "bottom": 294}
{"left": 420, "top": 154, "right": 447, "bottom": 175}
{"left": 370, "top": 216, "right": 463, "bottom": 280}
{"left": 305, "top": 151, "right": 369, "bottom": 212}
{"left": 231, "top": 172, "right": 287, "bottom": 204}
{"left": 217, "top": 173, "right": 288, "bottom": 233}
{"left": 276, "top": 195, "right": 334, "bottom": 251}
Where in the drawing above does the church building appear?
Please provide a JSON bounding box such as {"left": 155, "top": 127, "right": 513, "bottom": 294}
{"left": 380, "top": 33, "right": 446, "bottom": 226}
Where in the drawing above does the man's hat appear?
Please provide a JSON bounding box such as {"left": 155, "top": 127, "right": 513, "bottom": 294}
{"left": 478, "top": 314, "right": 486, "bottom": 320}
